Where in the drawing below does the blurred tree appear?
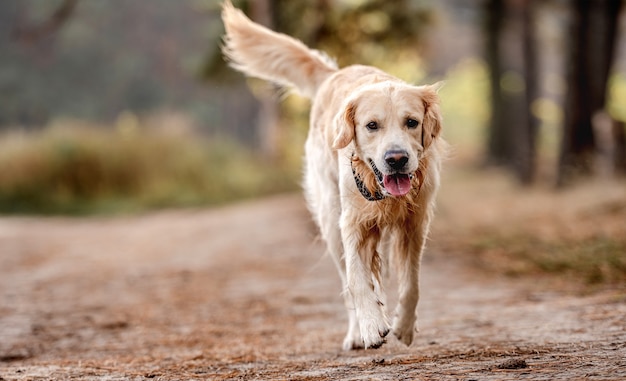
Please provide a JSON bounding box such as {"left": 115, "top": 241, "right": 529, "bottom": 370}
{"left": 616, "top": 120, "right": 626, "bottom": 174}
{"left": 0, "top": 0, "right": 227, "bottom": 130}
{"left": 484, "top": 0, "right": 538, "bottom": 184}
{"left": 557, "top": 0, "right": 623, "bottom": 185}
{"left": 522, "top": 0, "right": 540, "bottom": 184}
{"left": 12, "top": 0, "right": 78, "bottom": 46}
{"left": 250, "top": 0, "right": 280, "bottom": 160}
{"left": 485, "top": 0, "right": 624, "bottom": 185}
{"left": 273, "top": 0, "right": 432, "bottom": 67}
{"left": 485, "top": 0, "right": 505, "bottom": 165}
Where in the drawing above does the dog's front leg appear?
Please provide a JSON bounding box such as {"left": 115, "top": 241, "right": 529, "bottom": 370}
{"left": 340, "top": 214, "right": 389, "bottom": 349}
{"left": 391, "top": 217, "right": 429, "bottom": 346}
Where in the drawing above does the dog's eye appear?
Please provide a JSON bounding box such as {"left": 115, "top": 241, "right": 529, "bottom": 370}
{"left": 366, "top": 121, "right": 379, "bottom": 131}
{"left": 406, "top": 119, "right": 419, "bottom": 129}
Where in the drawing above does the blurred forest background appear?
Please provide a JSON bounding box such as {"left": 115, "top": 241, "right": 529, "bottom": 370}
{"left": 0, "top": 0, "right": 624, "bottom": 212}
{"left": 1, "top": 0, "right": 625, "bottom": 284}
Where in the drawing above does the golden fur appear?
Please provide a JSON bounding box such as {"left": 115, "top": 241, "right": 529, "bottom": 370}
{"left": 222, "top": 1, "right": 445, "bottom": 350}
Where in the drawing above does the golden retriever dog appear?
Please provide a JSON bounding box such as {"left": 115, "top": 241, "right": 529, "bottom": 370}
{"left": 222, "top": 1, "right": 444, "bottom": 350}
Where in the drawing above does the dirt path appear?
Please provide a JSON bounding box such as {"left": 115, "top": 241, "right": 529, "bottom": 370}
{"left": 1, "top": 194, "right": 625, "bottom": 380}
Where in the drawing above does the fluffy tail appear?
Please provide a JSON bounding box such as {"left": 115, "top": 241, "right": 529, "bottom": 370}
{"left": 221, "top": 0, "right": 337, "bottom": 99}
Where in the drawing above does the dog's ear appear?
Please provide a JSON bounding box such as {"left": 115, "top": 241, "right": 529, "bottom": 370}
{"left": 332, "top": 101, "right": 357, "bottom": 150}
{"left": 421, "top": 85, "right": 442, "bottom": 149}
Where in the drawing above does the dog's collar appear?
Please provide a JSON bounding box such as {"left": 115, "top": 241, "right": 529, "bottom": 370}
{"left": 350, "top": 154, "right": 386, "bottom": 201}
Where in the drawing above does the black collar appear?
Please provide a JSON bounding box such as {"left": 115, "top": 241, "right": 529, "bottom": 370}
{"left": 351, "top": 154, "right": 386, "bottom": 201}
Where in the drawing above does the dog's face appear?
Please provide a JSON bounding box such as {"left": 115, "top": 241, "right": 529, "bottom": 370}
{"left": 333, "top": 82, "right": 442, "bottom": 197}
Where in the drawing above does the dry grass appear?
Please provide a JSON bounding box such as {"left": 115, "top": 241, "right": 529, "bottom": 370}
{"left": 0, "top": 121, "right": 299, "bottom": 214}
{"left": 433, "top": 160, "right": 626, "bottom": 285}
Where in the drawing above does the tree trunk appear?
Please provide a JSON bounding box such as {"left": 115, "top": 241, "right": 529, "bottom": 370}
{"left": 250, "top": 0, "right": 281, "bottom": 161}
{"left": 520, "top": 0, "right": 539, "bottom": 184}
{"left": 485, "top": 0, "right": 507, "bottom": 166}
{"left": 485, "top": 0, "right": 537, "bottom": 184}
{"left": 613, "top": 120, "right": 626, "bottom": 175}
{"left": 557, "top": 0, "right": 622, "bottom": 186}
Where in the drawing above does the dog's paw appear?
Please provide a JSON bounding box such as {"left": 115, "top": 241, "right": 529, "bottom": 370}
{"left": 392, "top": 316, "right": 418, "bottom": 346}
{"left": 342, "top": 334, "right": 364, "bottom": 351}
{"left": 359, "top": 318, "right": 390, "bottom": 349}
{"left": 343, "top": 322, "right": 365, "bottom": 350}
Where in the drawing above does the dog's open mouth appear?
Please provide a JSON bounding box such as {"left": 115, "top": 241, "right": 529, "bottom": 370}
{"left": 383, "top": 174, "right": 412, "bottom": 197}
{"left": 368, "top": 159, "right": 413, "bottom": 197}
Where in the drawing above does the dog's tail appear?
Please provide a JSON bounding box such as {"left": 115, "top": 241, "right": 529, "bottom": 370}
{"left": 221, "top": 1, "right": 338, "bottom": 99}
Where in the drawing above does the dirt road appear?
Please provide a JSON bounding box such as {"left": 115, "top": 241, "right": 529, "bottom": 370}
{"left": 1, "top": 194, "right": 625, "bottom": 380}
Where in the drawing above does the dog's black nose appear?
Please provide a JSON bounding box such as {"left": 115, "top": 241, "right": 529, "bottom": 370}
{"left": 384, "top": 150, "right": 409, "bottom": 171}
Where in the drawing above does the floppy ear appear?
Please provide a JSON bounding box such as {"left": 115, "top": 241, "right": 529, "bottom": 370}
{"left": 332, "top": 101, "right": 357, "bottom": 150}
{"left": 421, "top": 85, "right": 443, "bottom": 149}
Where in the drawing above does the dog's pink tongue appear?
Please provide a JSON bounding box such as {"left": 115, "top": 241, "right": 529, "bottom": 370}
{"left": 383, "top": 174, "right": 412, "bottom": 196}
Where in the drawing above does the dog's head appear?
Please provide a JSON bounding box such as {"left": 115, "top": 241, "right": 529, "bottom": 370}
{"left": 333, "top": 81, "right": 442, "bottom": 197}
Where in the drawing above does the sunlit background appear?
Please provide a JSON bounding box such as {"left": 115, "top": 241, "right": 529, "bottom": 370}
{"left": 0, "top": 0, "right": 625, "bottom": 283}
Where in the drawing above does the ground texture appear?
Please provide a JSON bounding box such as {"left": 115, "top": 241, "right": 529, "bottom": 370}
{"left": 1, "top": 194, "right": 625, "bottom": 380}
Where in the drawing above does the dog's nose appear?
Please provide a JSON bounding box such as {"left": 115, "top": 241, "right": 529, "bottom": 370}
{"left": 384, "top": 150, "right": 409, "bottom": 171}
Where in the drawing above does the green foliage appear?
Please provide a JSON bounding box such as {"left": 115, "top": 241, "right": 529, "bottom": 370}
{"left": 438, "top": 58, "right": 490, "bottom": 152}
{"left": 275, "top": 0, "right": 433, "bottom": 68}
{"left": 608, "top": 72, "right": 626, "bottom": 123}
{"left": 0, "top": 121, "right": 299, "bottom": 215}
